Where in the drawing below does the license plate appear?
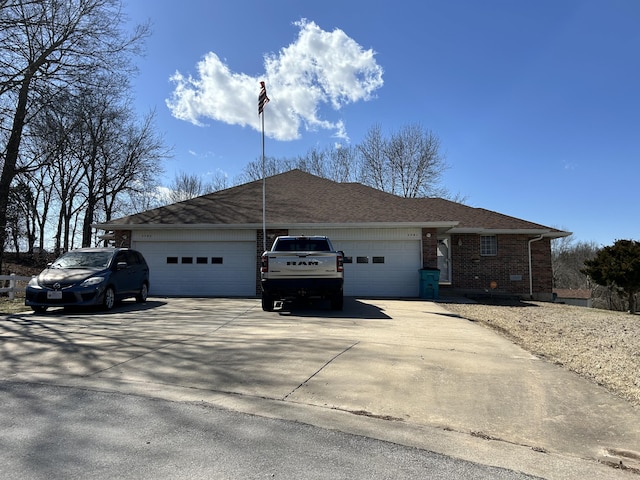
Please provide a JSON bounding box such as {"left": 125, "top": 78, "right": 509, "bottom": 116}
{"left": 47, "top": 290, "right": 63, "bottom": 300}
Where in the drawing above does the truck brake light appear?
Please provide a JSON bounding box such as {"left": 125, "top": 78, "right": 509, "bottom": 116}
{"left": 337, "top": 254, "right": 343, "bottom": 273}
{"left": 261, "top": 255, "right": 269, "bottom": 273}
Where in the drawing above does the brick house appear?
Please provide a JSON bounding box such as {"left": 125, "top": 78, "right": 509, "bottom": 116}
{"left": 94, "top": 169, "right": 569, "bottom": 300}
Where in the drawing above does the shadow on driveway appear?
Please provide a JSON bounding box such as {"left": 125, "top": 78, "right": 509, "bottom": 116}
{"left": 275, "top": 297, "right": 392, "bottom": 320}
{"left": 19, "top": 299, "right": 168, "bottom": 318}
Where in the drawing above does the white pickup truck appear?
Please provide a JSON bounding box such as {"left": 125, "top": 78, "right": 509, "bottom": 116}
{"left": 260, "top": 235, "right": 344, "bottom": 311}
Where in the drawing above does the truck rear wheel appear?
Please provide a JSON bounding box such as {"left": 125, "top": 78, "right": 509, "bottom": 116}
{"left": 262, "top": 293, "right": 274, "bottom": 312}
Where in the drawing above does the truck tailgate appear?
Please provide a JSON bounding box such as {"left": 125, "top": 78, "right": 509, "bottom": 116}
{"left": 266, "top": 253, "right": 339, "bottom": 277}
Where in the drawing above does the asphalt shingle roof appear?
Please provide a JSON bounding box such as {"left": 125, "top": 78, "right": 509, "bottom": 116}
{"left": 102, "top": 169, "right": 565, "bottom": 235}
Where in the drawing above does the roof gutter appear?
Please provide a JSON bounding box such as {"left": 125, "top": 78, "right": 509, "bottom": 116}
{"left": 450, "top": 228, "right": 570, "bottom": 238}
{"left": 528, "top": 234, "right": 544, "bottom": 299}
{"left": 92, "top": 221, "right": 460, "bottom": 231}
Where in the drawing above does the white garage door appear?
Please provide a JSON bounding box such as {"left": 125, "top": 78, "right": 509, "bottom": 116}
{"left": 288, "top": 228, "right": 422, "bottom": 298}
{"left": 333, "top": 240, "right": 421, "bottom": 297}
{"left": 135, "top": 241, "right": 256, "bottom": 297}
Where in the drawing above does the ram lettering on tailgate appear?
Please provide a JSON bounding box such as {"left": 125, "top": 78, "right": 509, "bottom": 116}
{"left": 286, "top": 260, "right": 319, "bottom": 266}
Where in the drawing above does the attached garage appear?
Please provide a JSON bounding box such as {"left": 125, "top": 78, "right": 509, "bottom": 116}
{"left": 289, "top": 228, "right": 422, "bottom": 297}
{"left": 95, "top": 170, "right": 567, "bottom": 300}
{"left": 132, "top": 229, "right": 256, "bottom": 297}
{"left": 134, "top": 226, "right": 422, "bottom": 298}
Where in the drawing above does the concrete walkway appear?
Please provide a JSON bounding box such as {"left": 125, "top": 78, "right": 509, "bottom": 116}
{"left": 1, "top": 298, "right": 639, "bottom": 479}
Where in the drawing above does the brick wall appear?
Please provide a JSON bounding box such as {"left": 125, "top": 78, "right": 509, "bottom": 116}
{"left": 421, "top": 228, "right": 438, "bottom": 269}
{"left": 530, "top": 237, "right": 553, "bottom": 298}
{"left": 449, "top": 234, "right": 553, "bottom": 299}
{"left": 113, "top": 230, "right": 132, "bottom": 248}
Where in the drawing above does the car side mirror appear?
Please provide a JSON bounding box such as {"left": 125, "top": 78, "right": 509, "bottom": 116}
{"left": 117, "top": 261, "right": 128, "bottom": 270}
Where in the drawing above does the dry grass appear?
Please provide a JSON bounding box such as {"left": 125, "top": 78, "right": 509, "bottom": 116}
{"left": 0, "top": 297, "right": 28, "bottom": 314}
{"left": 1, "top": 258, "right": 41, "bottom": 314}
{"left": 442, "top": 300, "right": 640, "bottom": 406}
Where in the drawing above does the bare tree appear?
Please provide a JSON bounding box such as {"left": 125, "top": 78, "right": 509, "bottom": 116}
{"left": 52, "top": 147, "right": 85, "bottom": 253}
{"left": 168, "top": 171, "right": 212, "bottom": 203}
{"left": 296, "top": 148, "right": 327, "bottom": 178}
{"left": 357, "top": 123, "right": 387, "bottom": 190}
{"left": 72, "top": 80, "right": 167, "bottom": 246}
{"left": 21, "top": 166, "right": 55, "bottom": 252}
{"left": 209, "top": 171, "right": 229, "bottom": 192}
{"left": 239, "top": 157, "right": 285, "bottom": 183}
{"left": 389, "top": 124, "right": 445, "bottom": 197}
{"left": 358, "top": 123, "right": 448, "bottom": 198}
{"left": 22, "top": 90, "right": 87, "bottom": 252}
{"left": 74, "top": 80, "right": 124, "bottom": 246}
{"left": 126, "top": 179, "right": 165, "bottom": 215}
{"left": 24, "top": 101, "right": 68, "bottom": 251}
{"left": 239, "top": 122, "right": 451, "bottom": 200}
{"left": 98, "top": 110, "right": 168, "bottom": 225}
{"left": 552, "top": 234, "right": 599, "bottom": 289}
{"left": 549, "top": 234, "right": 632, "bottom": 310}
{"left": 326, "top": 144, "right": 358, "bottom": 183}
{"left": 359, "top": 123, "right": 455, "bottom": 199}
{"left": 297, "top": 145, "right": 358, "bottom": 183}
{"left": 0, "top": 0, "right": 149, "bottom": 266}
{"left": 6, "top": 181, "right": 33, "bottom": 255}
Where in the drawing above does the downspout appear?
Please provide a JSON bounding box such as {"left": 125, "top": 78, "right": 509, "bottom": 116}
{"left": 528, "top": 235, "right": 544, "bottom": 299}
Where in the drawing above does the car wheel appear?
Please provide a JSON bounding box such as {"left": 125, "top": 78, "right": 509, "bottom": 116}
{"left": 31, "top": 306, "right": 48, "bottom": 313}
{"left": 261, "top": 293, "right": 274, "bottom": 312}
{"left": 136, "top": 282, "right": 148, "bottom": 303}
{"left": 103, "top": 286, "right": 116, "bottom": 310}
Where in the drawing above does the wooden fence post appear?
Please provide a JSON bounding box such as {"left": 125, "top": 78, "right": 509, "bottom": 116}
{"left": 9, "top": 273, "right": 16, "bottom": 301}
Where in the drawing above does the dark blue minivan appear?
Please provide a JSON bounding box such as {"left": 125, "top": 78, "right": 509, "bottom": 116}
{"left": 25, "top": 248, "right": 149, "bottom": 313}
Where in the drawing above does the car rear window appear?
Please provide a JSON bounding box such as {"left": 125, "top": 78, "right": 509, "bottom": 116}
{"left": 273, "top": 239, "right": 330, "bottom": 252}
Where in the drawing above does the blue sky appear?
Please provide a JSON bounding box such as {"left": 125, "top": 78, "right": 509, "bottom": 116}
{"left": 124, "top": 0, "right": 639, "bottom": 247}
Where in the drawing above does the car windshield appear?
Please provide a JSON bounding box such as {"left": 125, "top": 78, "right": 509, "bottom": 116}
{"left": 51, "top": 251, "right": 113, "bottom": 269}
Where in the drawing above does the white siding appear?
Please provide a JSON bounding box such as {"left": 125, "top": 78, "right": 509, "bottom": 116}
{"left": 132, "top": 229, "right": 255, "bottom": 242}
{"left": 133, "top": 230, "right": 256, "bottom": 297}
{"left": 289, "top": 228, "right": 421, "bottom": 242}
{"left": 131, "top": 227, "right": 423, "bottom": 298}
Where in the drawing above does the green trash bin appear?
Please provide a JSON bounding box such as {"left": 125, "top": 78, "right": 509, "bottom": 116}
{"left": 419, "top": 269, "right": 440, "bottom": 299}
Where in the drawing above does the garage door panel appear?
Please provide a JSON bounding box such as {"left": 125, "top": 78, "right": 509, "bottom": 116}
{"left": 135, "top": 241, "right": 255, "bottom": 297}
{"left": 333, "top": 240, "right": 420, "bottom": 297}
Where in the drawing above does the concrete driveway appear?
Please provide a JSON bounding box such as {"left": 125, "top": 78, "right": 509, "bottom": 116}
{"left": 2, "top": 298, "right": 639, "bottom": 479}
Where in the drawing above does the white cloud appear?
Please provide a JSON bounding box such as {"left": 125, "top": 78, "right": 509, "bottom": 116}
{"left": 166, "top": 19, "right": 384, "bottom": 142}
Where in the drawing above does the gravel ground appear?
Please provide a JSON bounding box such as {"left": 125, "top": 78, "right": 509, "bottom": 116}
{"left": 440, "top": 300, "right": 640, "bottom": 406}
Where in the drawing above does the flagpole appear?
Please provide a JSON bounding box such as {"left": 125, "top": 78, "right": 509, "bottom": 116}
{"left": 258, "top": 81, "right": 270, "bottom": 252}
{"left": 261, "top": 109, "right": 266, "bottom": 252}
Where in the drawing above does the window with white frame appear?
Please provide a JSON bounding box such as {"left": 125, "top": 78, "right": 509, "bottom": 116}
{"left": 480, "top": 235, "right": 497, "bottom": 256}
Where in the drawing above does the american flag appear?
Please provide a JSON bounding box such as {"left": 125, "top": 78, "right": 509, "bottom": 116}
{"left": 258, "top": 81, "right": 270, "bottom": 115}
